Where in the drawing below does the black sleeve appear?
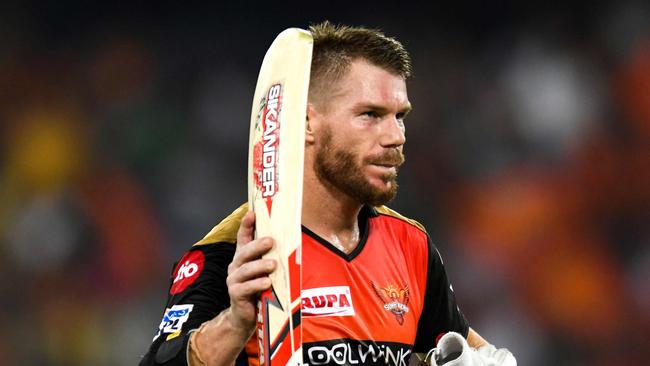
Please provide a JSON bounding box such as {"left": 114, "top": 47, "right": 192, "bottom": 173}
{"left": 412, "top": 236, "right": 469, "bottom": 352}
{"left": 138, "top": 243, "right": 249, "bottom": 365}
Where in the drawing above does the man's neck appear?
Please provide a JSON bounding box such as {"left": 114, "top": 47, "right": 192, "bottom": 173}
{"left": 302, "top": 172, "right": 364, "bottom": 254}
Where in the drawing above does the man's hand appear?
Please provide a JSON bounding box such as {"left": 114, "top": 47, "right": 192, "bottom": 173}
{"left": 427, "top": 332, "right": 516, "bottom": 366}
{"left": 190, "top": 211, "right": 276, "bottom": 366}
{"left": 227, "top": 210, "right": 277, "bottom": 335}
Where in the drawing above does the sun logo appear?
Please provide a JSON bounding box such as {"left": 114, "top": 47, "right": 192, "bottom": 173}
{"left": 371, "top": 282, "right": 410, "bottom": 325}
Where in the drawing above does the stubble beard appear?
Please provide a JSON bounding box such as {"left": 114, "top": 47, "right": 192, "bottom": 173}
{"left": 314, "top": 127, "right": 405, "bottom": 207}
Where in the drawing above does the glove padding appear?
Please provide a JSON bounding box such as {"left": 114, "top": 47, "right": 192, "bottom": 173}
{"left": 428, "top": 332, "right": 516, "bottom": 366}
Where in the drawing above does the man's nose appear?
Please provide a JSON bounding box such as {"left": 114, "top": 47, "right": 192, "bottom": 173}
{"left": 381, "top": 116, "right": 406, "bottom": 148}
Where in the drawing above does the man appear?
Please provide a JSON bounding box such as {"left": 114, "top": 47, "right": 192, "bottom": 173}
{"left": 140, "top": 22, "right": 515, "bottom": 366}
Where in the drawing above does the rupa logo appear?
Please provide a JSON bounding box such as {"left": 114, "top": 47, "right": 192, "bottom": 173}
{"left": 253, "top": 83, "right": 282, "bottom": 215}
{"left": 302, "top": 286, "right": 355, "bottom": 317}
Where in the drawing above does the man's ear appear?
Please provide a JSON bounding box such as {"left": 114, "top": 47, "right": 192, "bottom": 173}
{"left": 305, "top": 104, "right": 318, "bottom": 144}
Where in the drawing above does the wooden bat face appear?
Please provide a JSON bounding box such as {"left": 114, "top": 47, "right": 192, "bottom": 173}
{"left": 248, "top": 28, "right": 312, "bottom": 366}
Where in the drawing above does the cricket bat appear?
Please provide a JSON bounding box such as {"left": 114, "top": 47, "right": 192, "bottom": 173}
{"left": 247, "top": 28, "right": 312, "bottom": 366}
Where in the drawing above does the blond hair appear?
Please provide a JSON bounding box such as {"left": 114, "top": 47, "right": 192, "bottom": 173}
{"left": 308, "top": 21, "right": 412, "bottom": 103}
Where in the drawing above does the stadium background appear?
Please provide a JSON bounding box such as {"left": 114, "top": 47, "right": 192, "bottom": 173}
{"left": 0, "top": 2, "right": 648, "bottom": 365}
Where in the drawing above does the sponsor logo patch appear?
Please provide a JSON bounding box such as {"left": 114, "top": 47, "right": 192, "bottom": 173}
{"left": 253, "top": 83, "right": 282, "bottom": 215}
{"left": 371, "top": 282, "right": 410, "bottom": 325}
{"left": 302, "top": 286, "right": 355, "bottom": 317}
{"left": 153, "top": 304, "right": 194, "bottom": 341}
{"left": 305, "top": 339, "right": 412, "bottom": 366}
{"left": 170, "top": 250, "right": 205, "bottom": 295}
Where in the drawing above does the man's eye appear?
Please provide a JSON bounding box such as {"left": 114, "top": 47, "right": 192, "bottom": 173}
{"left": 362, "top": 111, "right": 378, "bottom": 118}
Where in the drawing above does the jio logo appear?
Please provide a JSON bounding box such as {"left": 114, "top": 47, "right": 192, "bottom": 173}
{"left": 174, "top": 260, "right": 199, "bottom": 282}
{"left": 170, "top": 250, "right": 205, "bottom": 295}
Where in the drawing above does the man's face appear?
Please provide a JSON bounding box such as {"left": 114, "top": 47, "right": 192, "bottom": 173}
{"left": 310, "top": 59, "right": 410, "bottom": 206}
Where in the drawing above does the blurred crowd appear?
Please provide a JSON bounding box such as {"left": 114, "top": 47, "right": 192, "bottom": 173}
{"left": 0, "top": 2, "right": 648, "bottom": 365}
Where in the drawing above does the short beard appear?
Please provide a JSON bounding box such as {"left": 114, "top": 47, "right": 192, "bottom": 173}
{"left": 314, "top": 127, "right": 404, "bottom": 206}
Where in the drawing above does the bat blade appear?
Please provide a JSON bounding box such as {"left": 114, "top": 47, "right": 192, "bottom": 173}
{"left": 248, "top": 28, "right": 312, "bottom": 366}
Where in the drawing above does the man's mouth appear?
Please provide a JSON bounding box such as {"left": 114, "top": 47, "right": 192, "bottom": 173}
{"left": 369, "top": 163, "right": 399, "bottom": 175}
{"left": 366, "top": 150, "right": 405, "bottom": 174}
{"left": 373, "top": 163, "right": 397, "bottom": 168}
{"left": 370, "top": 158, "right": 403, "bottom": 168}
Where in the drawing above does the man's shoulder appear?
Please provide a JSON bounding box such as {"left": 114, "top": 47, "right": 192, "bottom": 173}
{"left": 372, "top": 205, "right": 427, "bottom": 234}
{"left": 193, "top": 203, "right": 248, "bottom": 246}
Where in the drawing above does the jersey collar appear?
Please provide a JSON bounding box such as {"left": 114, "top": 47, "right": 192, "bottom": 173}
{"left": 301, "top": 205, "right": 374, "bottom": 262}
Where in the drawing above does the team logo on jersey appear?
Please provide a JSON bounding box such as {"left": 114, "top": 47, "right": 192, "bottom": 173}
{"left": 170, "top": 250, "right": 205, "bottom": 295}
{"left": 153, "top": 304, "right": 194, "bottom": 341}
{"left": 371, "top": 282, "right": 410, "bottom": 325}
{"left": 302, "top": 286, "right": 355, "bottom": 317}
{"left": 253, "top": 83, "right": 282, "bottom": 215}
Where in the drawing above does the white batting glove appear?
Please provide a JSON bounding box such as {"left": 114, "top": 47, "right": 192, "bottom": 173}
{"left": 427, "top": 332, "right": 516, "bottom": 366}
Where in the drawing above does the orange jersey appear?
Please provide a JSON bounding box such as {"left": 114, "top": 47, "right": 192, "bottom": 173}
{"left": 139, "top": 204, "right": 468, "bottom": 366}
{"left": 299, "top": 206, "right": 467, "bottom": 366}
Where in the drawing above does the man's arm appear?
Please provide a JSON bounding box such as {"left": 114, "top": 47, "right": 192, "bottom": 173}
{"left": 467, "top": 328, "right": 488, "bottom": 349}
{"left": 189, "top": 211, "right": 276, "bottom": 366}
{"left": 413, "top": 236, "right": 470, "bottom": 353}
{"left": 139, "top": 211, "right": 275, "bottom": 366}
{"left": 187, "top": 308, "right": 253, "bottom": 366}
